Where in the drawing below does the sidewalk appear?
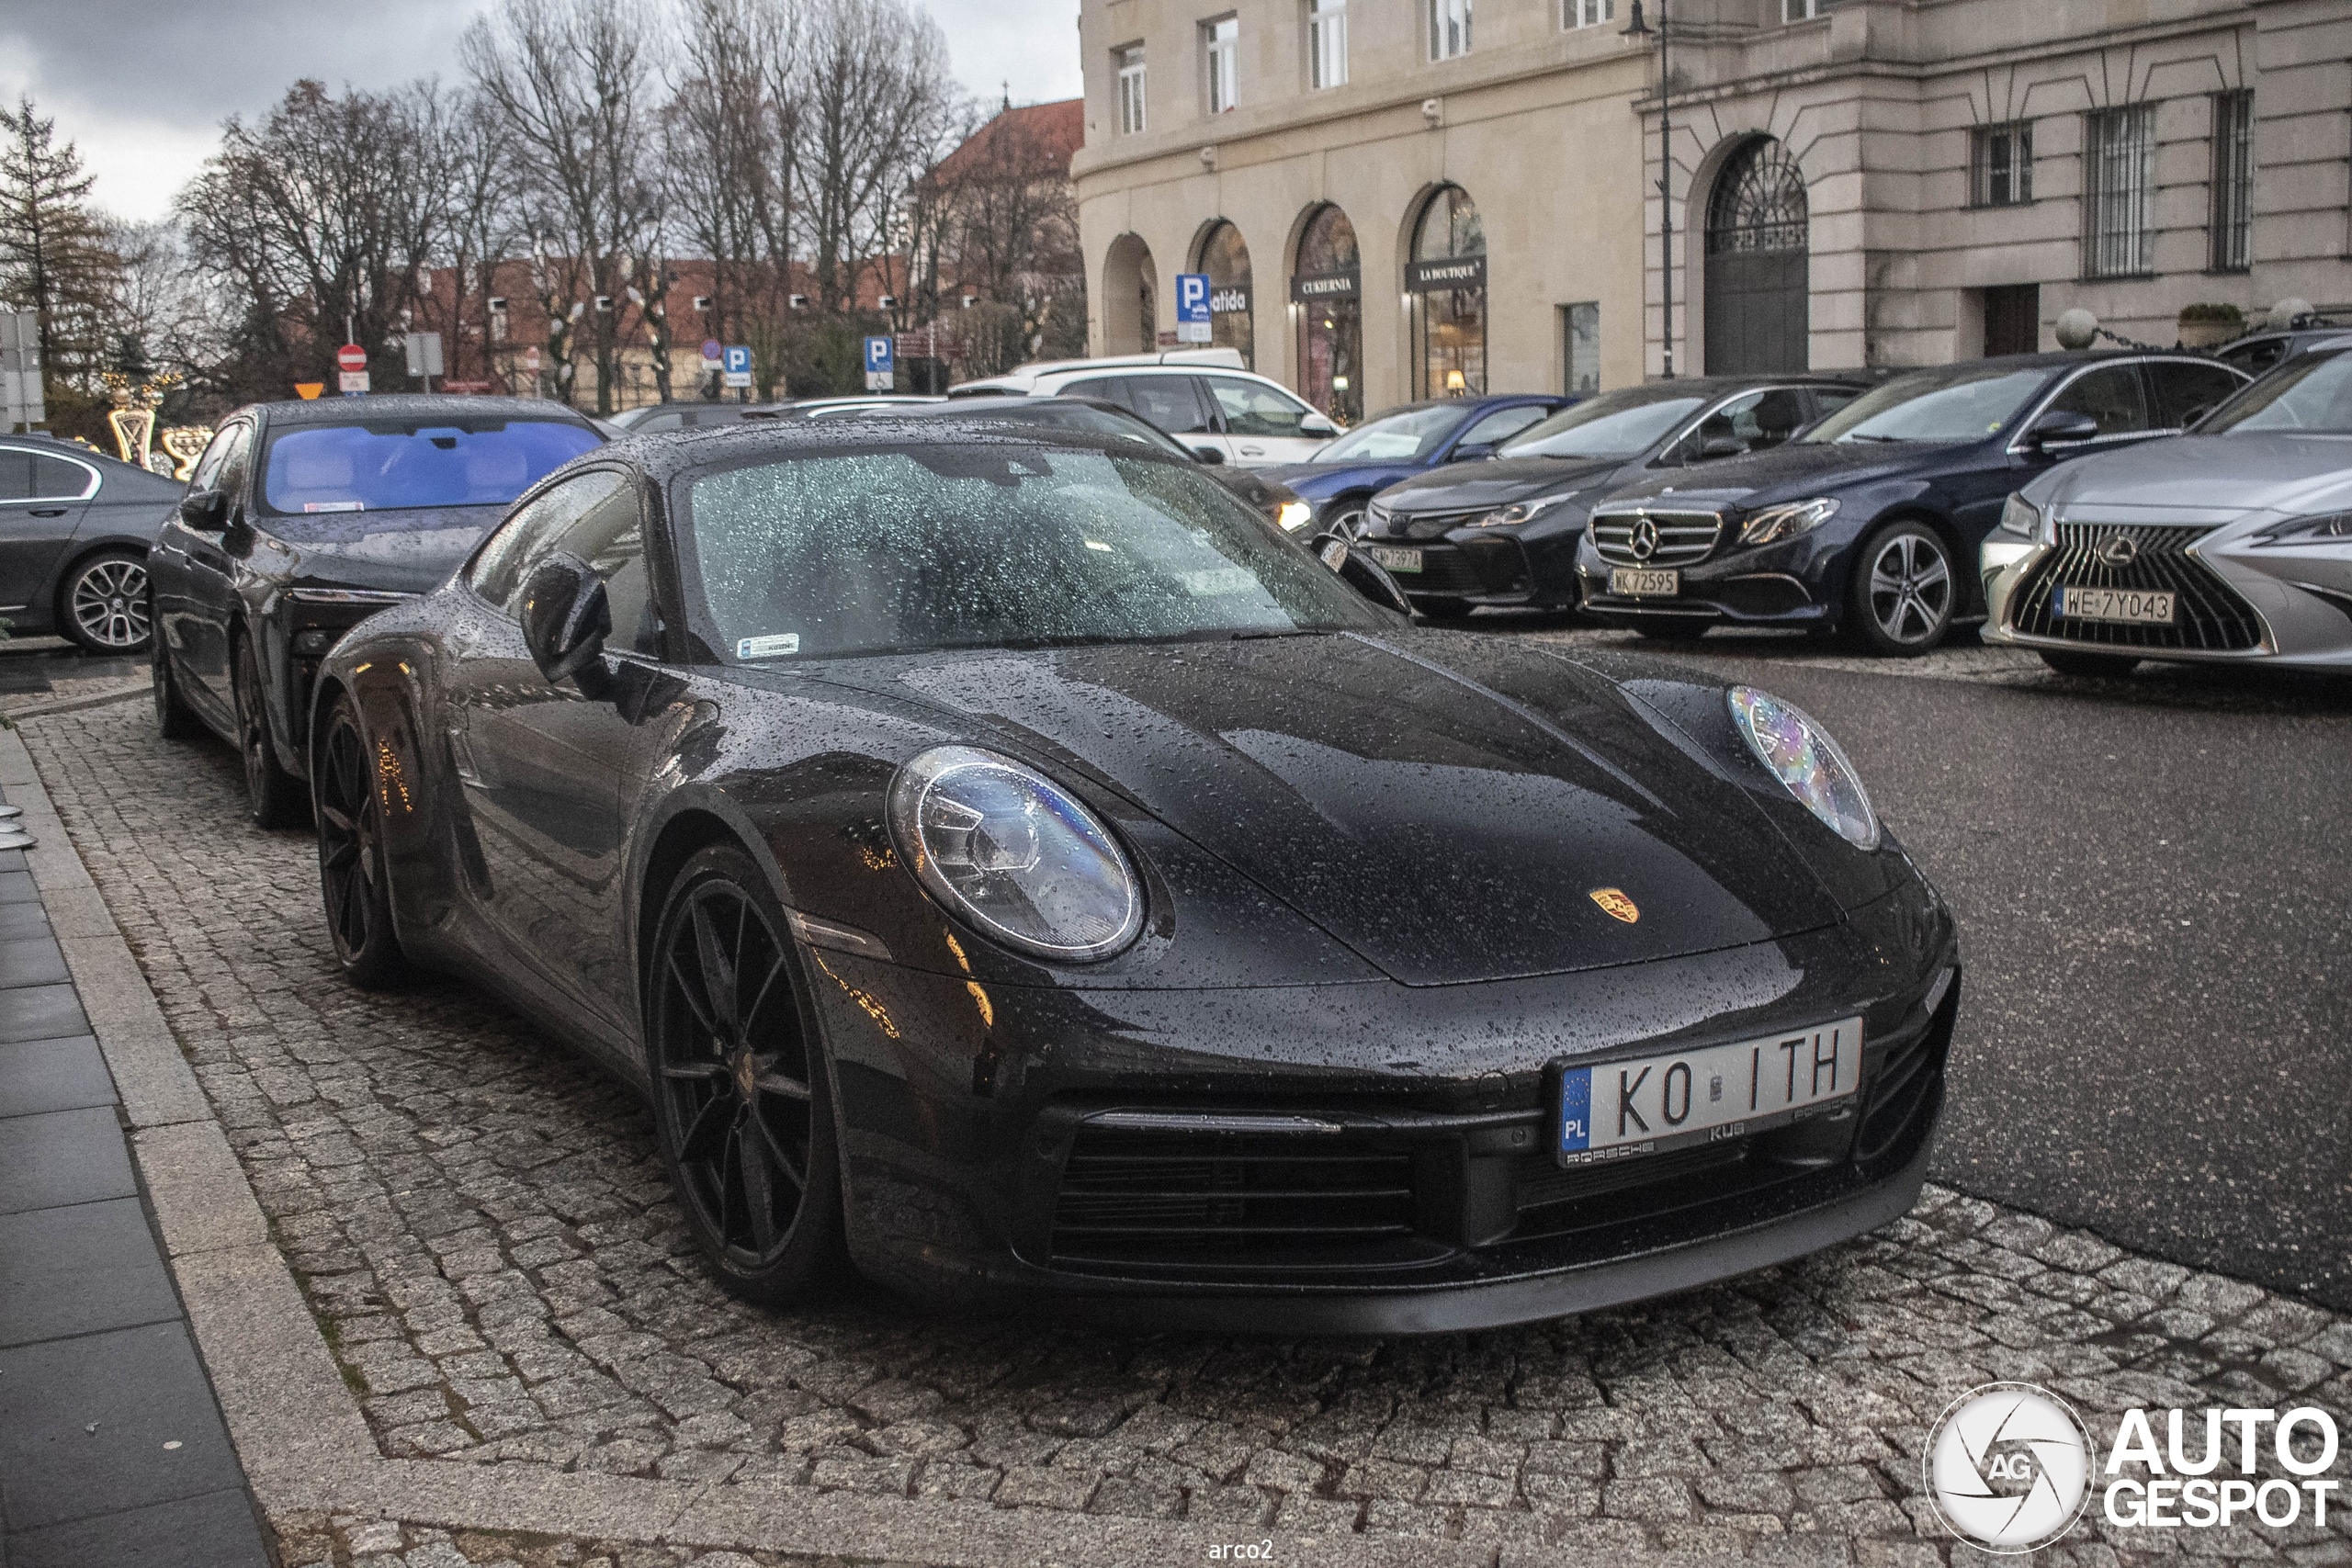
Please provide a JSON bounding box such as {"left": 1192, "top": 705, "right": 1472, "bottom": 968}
{"left": 0, "top": 722, "right": 269, "bottom": 1566}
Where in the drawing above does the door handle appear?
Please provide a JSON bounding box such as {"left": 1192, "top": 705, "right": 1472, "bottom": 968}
{"left": 28, "top": 507, "right": 67, "bottom": 517}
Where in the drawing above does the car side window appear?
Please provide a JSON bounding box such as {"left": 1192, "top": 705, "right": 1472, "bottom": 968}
{"left": 2148, "top": 361, "right": 2247, "bottom": 428}
{"left": 2220, "top": 338, "right": 2284, "bottom": 376}
{"left": 1114, "top": 376, "right": 1215, "bottom": 435}
{"left": 0, "top": 450, "right": 93, "bottom": 502}
{"left": 636, "top": 411, "right": 687, "bottom": 433}
{"left": 2043, "top": 365, "right": 2151, "bottom": 437}
{"left": 1204, "top": 376, "right": 1311, "bottom": 438}
{"left": 1060, "top": 378, "right": 1124, "bottom": 408}
{"left": 1809, "top": 387, "right": 1862, "bottom": 419}
{"left": 187, "top": 424, "right": 243, "bottom": 493}
{"left": 468, "top": 468, "right": 629, "bottom": 615}
{"left": 549, "top": 481, "right": 660, "bottom": 657}
{"left": 0, "top": 449, "right": 37, "bottom": 502}
{"left": 212, "top": 424, "right": 255, "bottom": 510}
{"left": 1456, "top": 405, "right": 1549, "bottom": 448}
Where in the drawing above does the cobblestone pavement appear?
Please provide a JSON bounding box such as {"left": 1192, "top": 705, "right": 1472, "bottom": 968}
{"left": 24, "top": 697, "right": 2352, "bottom": 1568}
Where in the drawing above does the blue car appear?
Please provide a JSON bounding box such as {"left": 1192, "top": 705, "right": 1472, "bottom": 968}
{"left": 1258, "top": 395, "right": 1569, "bottom": 536}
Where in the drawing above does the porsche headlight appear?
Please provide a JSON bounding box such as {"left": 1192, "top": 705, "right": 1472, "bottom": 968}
{"left": 1476, "top": 493, "right": 1577, "bottom": 527}
{"left": 1996, "top": 493, "right": 2041, "bottom": 538}
{"left": 887, "top": 746, "right": 1144, "bottom": 961}
{"left": 1727, "top": 687, "right": 1880, "bottom": 851}
{"left": 1275, "top": 500, "right": 1314, "bottom": 532}
{"left": 1737, "top": 496, "right": 1839, "bottom": 546}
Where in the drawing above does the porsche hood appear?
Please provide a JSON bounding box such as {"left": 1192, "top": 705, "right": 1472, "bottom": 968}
{"left": 850, "top": 633, "right": 1846, "bottom": 987}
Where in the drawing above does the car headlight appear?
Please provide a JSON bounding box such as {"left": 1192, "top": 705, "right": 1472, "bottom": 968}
{"left": 2258, "top": 510, "right": 2352, "bottom": 544}
{"left": 1737, "top": 496, "right": 1840, "bottom": 546}
{"left": 1727, "top": 687, "right": 1880, "bottom": 851}
{"left": 1476, "top": 492, "right": 1577, "bottom": 527}
{"left": 1996, "top": 493, "right": 2041, "bottom": 538}
{"left": 887, "top": 746, "right": 1144, "bottom": 962}
{"left": 1275, "top": 500, "right": 1313, "bottom": 532}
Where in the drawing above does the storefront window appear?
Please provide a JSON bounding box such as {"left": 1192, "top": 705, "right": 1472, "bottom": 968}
{"left": 1198, "top": 221, "right": 1254, "bottom": 370}
{"left": 1408, "top": 186, "right": 1486, "bottom": 399}
{"left": 1292, "top": 204, "right": 1363, "bottom": 425}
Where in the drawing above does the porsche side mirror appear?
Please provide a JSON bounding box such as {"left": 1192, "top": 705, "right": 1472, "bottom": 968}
{"left": 2027, "top": 410, "right": 2101, "bottom": 450}
{"left": 178, "top": 489, "right": 229, "bottom": 533}
{"left": 519, "top": 553, "right": 613, "bottom": 690}
{"left": 1188, "top": 443, "right": 1227, "bottom": 465}
{"left": 1306, "top": 532, "right": 1413, "bottom": 616}
{"left": 1301, "top": 412, "right": 1339, "bottom": 437}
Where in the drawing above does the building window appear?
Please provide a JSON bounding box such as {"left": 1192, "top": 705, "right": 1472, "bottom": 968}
{"left": 2211, "top": 90, "right": 2254, "bottom": 273}
{"left": 1408, "top": 185, "right": 1487, "bottom": 397}
{"left": 1203, "top": 17, "right": 1238, "bottom": 114}
{"left": 1971, "top": 122, "right": 2033, "bottom": 208}
{"left": 1563, "top": 302, "right": 1600, "bottom": 394}
{"left": 1115, "top": 45, "right": 1148, "bottom": 135}
{"left": 1567, "top": 0, "right": 1612, "bottom": 27}
{"left": 1781, "top": 0, "right": 1820, "bottom": 19}
{"left": 1430, "top": 0, "right": 1471, "bottom": 61}
{"left": 2083, "top": 104, "right": 2155, "bottom": 278}
{"left": 1294, "top": 203, "right": 1363, "bottom": 425}
{"left": 1309, "top": 0, "right": 1347, "bottom": 88}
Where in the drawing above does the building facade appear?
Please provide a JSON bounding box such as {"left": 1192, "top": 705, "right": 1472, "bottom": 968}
{"left": 1072, "top": 0, "right": 2352, "bottom": 415}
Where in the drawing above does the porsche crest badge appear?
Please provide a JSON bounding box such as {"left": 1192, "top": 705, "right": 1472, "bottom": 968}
{"left": 1589, "top": 887, "right": 1640, "bottom": 924}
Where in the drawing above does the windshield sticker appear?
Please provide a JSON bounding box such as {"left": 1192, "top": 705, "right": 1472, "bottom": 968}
{"left": 1084, "top": 539, "right": 1114, "bottom": 552}
{"left": 303, "top": 501, "right": 366, "bottom": 513}
{"left": 737, "top": 634, "right": 801, "bottom": 660}
{"left": 1181, "top": 567, "right": 1258, "bottom": 597}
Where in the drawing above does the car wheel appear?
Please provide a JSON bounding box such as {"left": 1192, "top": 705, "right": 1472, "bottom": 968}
{"left": 312, "top": 690, "right": 410, "bottom": 988}
{"left": 234, "top": 637, "right": 309, "bottom": 829}
{"left": 151, "top": 615, "right": 201, "bottom": 740}
{"left": 1849, "top": 522, "right": 1955, "bottom": 657}
{"left": 648, "top": 843, "right": 846, "bottom": 1306}
{"left": 2038, "top": 649, "right": 2141, "bottom": 678}
{"left": 1324, "top": 498, "right": 1371, "bottom": 540}
{"left": 61, "top": 549, "right": 153, "bottom": 654}
{"left": 1634, "top": 620, "right": 1710, "bottom": 642}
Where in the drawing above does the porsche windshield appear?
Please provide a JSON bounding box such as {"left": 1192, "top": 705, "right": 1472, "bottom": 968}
{"left": 682, "top": 446, "right": 1386, "bottom": 660}
{"left": 260, "top": 419, "right": 601, "bottom": 515}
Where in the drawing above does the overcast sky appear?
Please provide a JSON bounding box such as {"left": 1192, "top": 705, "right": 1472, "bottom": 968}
{"left": 0, "top": 0, "right": 1084, "bottom": 224}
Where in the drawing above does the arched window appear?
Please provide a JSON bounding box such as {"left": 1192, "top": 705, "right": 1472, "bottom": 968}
{"left": 1704, "top": 139, "right": 1809, "bottom": 372}
{"left": 1197, "top": 221, "right": 1254, "bottom": 369}
{"left": 1291, "top": 204, "right": 1362, "bottom": 424}
{"left": 1408, "top": 186, "right": 1487, "bottom": 398}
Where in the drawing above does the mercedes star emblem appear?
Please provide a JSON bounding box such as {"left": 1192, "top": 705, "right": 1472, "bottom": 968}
{"left": 1628, "top": 516, "right": 1661, "bottom": 561}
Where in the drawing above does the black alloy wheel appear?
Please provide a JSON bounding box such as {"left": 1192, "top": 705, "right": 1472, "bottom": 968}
{"left": 313, "top": 691, "right": 408, "bottom": 988}
{"left": 648, "top": 844, "right": 843, "bottom": 1304}
{"left": 62, "top": 549, "right": 153, "bottom": 653}
{"left": 235, "top": 637, "right": 308, "bottom": 829}
{"left": 151, "top": 612, "right": 199, "bottom": 739}
{"left": 2039, "top": 648, "right": 2142, "bottom": 678}
{"left": 1850, "top": 522, "right": 1956, "bottom": 657}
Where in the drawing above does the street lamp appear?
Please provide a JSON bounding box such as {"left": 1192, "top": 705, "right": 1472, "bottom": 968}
{"left": 1623, "top": 0, "right": 1673, "bottom": 378}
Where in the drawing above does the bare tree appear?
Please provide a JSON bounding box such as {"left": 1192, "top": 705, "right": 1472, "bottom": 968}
{"left": 926, "top": 102, "right": 1082, "bottom": 371}
{"left": 664, "top": 0, "right": 797, "bottom": 367}
{"left": 465, "top": 0, "right": 661, "bottom": 412}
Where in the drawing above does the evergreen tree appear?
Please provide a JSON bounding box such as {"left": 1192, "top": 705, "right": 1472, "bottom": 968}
{"left": 0, "top": 97, "right": 115, "bottom": 392}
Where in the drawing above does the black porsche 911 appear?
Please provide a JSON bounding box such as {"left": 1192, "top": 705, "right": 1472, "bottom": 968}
{"left": 306, "top": 418, "right": 1958, "bottom": 1332}
{"left": 149, "top": 394, "right": 605, "bottom": 826}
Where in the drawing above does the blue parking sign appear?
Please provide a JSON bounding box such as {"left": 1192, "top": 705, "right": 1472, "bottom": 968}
{"left": 864, "top": 335, "right": 895, "bottom": 390}
{"left": 1175, "top": 274, "right": 1212, "bottom": 344}
{"left": 722, "top": 345, "right": 751, "bottom": 374}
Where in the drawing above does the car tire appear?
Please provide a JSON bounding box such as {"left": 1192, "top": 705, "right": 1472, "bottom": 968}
{"left": 1323, "top": 497, "right": 1372, "bottom": 540}
{"left": 1634, "top": 620, "right": 1710, "bottom": 642}
{"left": 312, "top": 689, "right": 410, "bottom": 989}
{"left": 151, "top": 618, "right": 201, "bottom": 740}
{"left": 1848, "top": 521, "right": 1956, "bottom": 657}
{"left": 2038, "top": 649, "right": 2141, "bottom": 678}
{"left": 234, "top": 636, "right": 309, "bottom": 829}
{"left": 647, "top": 843, "right": 848, "bottom": 1307}
{"left": 60, "top": 549, "right": 153, "bottom": 654}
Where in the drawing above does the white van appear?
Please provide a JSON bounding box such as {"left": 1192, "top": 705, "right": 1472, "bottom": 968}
{"left": 949, "top": 350, "right": 1338, "bottom": 467}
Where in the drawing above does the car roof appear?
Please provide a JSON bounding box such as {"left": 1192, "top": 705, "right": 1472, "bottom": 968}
{"left": 247, "top": 393, "right": 600, "bottom": 428}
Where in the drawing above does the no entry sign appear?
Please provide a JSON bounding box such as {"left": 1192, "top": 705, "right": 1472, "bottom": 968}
{"left": 336, "top": 343, "right": 368, "bottom": 373}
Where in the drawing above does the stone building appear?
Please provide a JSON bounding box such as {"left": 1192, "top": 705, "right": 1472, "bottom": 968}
{"left": 1070, "top": 0, "right": 2352, "bottom": 416}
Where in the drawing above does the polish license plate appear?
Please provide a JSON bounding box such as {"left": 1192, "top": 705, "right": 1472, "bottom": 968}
{"left": 1367, "top": 546, "right": 1422, "bottom": 574}
{"left": 1610, "top": 568, "right": 1679, "bottom": 597}
{"left": 2053, "top": 585, "right": 2174, "bottom": 625}
{"left": 1555, "top": 1018, "right": 1862, "bottom": 1167}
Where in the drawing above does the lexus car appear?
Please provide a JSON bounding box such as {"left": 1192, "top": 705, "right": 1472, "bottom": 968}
{"left": 1580, "top": 352, "right": 2250, "bottom": 653}
{"left": 300, "top": 416, "right": 1958, "bottom": 1331}
{"left": 1255, "top": 394, "right": 1569, "bottom": 536}
{"left": 149, "top": 394, "right": 604, "bottom": 826}
{"left": 1355, "top": 377, "right": 1865, "bottom": 616}
{"left": 1984, "top": 339, "right": 2352, "bottom": 674}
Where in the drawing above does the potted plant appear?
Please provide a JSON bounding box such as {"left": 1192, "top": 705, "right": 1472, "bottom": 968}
{"left": 2178, "top": 302, "right": 2245, "bottom": 350}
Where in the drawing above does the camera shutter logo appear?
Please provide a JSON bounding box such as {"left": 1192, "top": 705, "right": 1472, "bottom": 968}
{"left": 1924, "top": 1382, "right": 2093, "bottom": 1552}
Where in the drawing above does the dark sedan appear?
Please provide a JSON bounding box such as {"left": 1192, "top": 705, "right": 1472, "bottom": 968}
{"left": 0, "top": 434, "right": 185, "bottom": 652}
{"left": 149, "top": 394, "right": 604, "bottom": 825}
{"left": 1358, "top": 377, "right": 1864, "bottom": 615}
{"left": 1256, "top": 395, "right": 1569, "bottom": 536}
{"left": 1580, "top": 351, "right": 2251, "bottom": 653}
{"left": 303, "top": 416, "right": 1958, "bottom": 1332}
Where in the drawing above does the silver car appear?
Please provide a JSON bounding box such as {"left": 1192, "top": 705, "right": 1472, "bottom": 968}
{"left": 1983, "top": 341, "right": 2352, "bottom": 675}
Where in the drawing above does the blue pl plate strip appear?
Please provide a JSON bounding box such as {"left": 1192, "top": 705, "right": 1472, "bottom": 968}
{"left": 1559, "top": 1067, "right": 1591, "bottom": 1153}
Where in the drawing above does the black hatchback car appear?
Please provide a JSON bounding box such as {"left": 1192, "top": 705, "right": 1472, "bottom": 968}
{"left": 149, "top": 394, "right": 604, "bottom": 824}
{"left": 1357, "top": 376, "right": 1864, "bottom": 615}
{"left": 1580, "top": 352, "right": 2251, "bottom": 653}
